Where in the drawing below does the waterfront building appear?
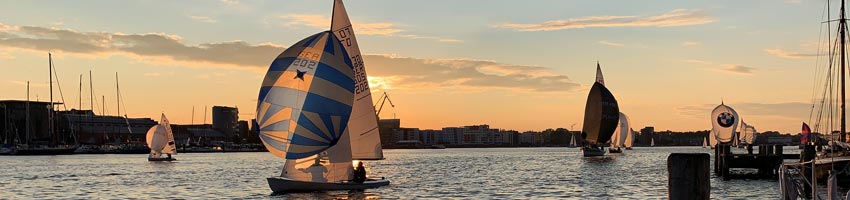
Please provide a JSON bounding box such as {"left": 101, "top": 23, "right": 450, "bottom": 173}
{"left": 379, "top": 119, "right": 400, "bottom": 145}
{"left": 212, "top": 106, "right": 239, "bottom": 142}
{"left": 441, "top": 127, "right": 464, "bottom": 145}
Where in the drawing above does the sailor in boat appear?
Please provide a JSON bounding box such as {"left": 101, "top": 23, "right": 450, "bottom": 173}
{"left": 353, "top": 161, "right": 367, "bottom": 183}
{"left": 166, "top": 141, "right": 175, "bottom": 160}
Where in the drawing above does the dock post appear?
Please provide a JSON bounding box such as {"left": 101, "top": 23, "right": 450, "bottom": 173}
{"left": 668, "top": 153, "right": 710, "bottom": 200}
{"left": 721, "top": 145, "right": 730, "bottom": 180}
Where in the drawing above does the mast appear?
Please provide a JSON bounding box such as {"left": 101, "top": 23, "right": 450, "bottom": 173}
{"left": 89, "top": 70, "right": 94, "bottom": 115}
{"left": 79, "top": 75, "right": 82, "bottom": 110}
{"left": 49, "top": 53, "right": 54, "bottom": 140}
{"left": 842, "top": 0, "right": 848, "bottom": 142}
{"left": 26, "top": 81, "right": 30, "bottom": 144}
{"left": 116, "top": 73, "right": 120, "bottom": 117}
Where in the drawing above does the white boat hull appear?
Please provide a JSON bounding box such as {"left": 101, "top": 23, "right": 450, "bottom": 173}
{"left": 267, "top": 177, "right": 389, "bottom": 193}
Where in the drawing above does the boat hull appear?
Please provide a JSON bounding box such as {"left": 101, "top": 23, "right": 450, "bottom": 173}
{"left": 582, "top": 147, "right": 606, "bottom": 157}
{"left": 267, "top": 177, "right": 389, "bottom": 193}
{"left": 148, "top": 157, "right": 176, "bottom": 162}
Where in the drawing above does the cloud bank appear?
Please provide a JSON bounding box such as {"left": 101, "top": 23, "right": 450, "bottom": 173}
{"left": 494, "top": 9, "right": 715, "bottom": 32}
{"left": 0, "top": 23, "right": 579, "bottom": 92}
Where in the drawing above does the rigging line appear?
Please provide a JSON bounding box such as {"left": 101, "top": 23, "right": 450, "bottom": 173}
{"left": 814, "top": 0, "right": 832, "bottom": 123}
{"left": 51, "top": 61, "right": 68, "bottom": 111}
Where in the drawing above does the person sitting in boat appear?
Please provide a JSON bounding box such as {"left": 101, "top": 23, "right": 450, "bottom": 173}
{"left": 353, "top": 161, "right": 366, "bottom": 183}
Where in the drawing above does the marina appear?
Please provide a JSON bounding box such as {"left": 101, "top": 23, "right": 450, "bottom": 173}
{"left": 5, "top": 0, "right": 850, "bottom": 198}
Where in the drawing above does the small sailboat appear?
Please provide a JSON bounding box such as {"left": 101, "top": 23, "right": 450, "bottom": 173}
{"left": 650, "top": 137, "right": 655, "bottom": 147}
{"left": 581, "top": 62, "right": 619, "bottom": 157}
{"left": 568, "top": 133, "right": 578, "bottom": 148}
{"left": 624, "top": 128, "right": 634, "bottom": 150}
{"left": 702, "top": 137, "right": 708, "bottom": 148}
{"left": 258, "top": 1, "right": 389, "bottom": 191}
{"left": 609, "top": 112, "right": 630, "bottom": 154}
{"left": 739, "top": 120, "right": 757, "bottom": 146}
{"left": 146, "top": 114, "right": 176, "bottom": 161}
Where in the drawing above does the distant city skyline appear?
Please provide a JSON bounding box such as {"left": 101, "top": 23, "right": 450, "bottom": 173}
{"left": 0, "top": 0, "right": 833, "bottom": 134}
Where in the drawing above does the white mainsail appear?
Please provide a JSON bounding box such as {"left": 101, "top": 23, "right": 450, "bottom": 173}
{"left": 331, "top": 0, "right": 383, "bottom": 160}
{"left": 702, "top": 137, "right": 707, "bottom": 148}
{"left": 257, "top": 31, "right": 355, "bottom": 183}
{"left": 711, "top": 103, "right": 739, "bottom": 144}
{"left": 160, "top": 114, "right": 176, "bottom": 155}
{"left": 624, "top": 128, "right": 634, "bottom": 148}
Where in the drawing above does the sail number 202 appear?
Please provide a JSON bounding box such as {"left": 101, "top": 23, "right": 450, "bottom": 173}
{"left": 352, "top": 55, "right": 369, "bottom": 95}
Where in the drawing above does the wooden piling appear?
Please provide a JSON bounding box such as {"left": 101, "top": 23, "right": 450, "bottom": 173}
{"left": 668, "top": 153, "right": 710, "bottom": 200}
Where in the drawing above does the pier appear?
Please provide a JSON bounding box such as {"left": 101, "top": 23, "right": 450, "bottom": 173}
{"left": 714, "top": 144, "right": 800, "bottom": 180}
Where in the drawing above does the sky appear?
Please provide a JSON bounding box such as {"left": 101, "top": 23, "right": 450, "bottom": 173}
{"left": 0, "top": 0, "right": 839, "bottom": 134}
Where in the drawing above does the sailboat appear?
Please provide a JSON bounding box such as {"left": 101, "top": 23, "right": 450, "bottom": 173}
{"left": 258, "top": 31, "right": 388, "bottom": 192}
{"left": 609, "top": 112, "right": 630, "bottom": 154}
{"left": 702, "top": 137, "right": 708, "bottom": 148}
{"left": 146, "top": 114, "right": 176, "bottom": 161}
{"left": 624, "top": 128, "right": 634, "bottom": 150}
{"left": 739, "top": 120, "right": 757, "bottom": 146}
{"left": 651, "top": 137, "right": 655, "bottom": 147}
{"left": 710, "top": 102, "right": 739, "bottom": 148}
{"left": 258, "top": 2, "right": 391, "bottom": 190}
{"left": 581, "top": 62, "right": 619, "bottom": 157}
{"left": 568, "top": 133, "right": 577, "bottom": 148}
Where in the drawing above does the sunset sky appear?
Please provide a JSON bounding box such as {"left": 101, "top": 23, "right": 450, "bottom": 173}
{"left": 0, "top": 0, "right": 836, "bottom": 134}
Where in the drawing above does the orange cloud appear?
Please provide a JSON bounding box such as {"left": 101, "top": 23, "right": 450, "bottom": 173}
{"left": 276, "top": 14, "right": 455, "bottom": 42}
{"left": 764, "top": 48, "right": 818, "bottom": 59}
{"left": 494, "top": 9, "right": 715, "bottom": 31}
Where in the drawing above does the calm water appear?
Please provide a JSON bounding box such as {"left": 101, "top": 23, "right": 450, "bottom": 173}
{"left": 1, "top": 147, "right": 786, "bottom": 199}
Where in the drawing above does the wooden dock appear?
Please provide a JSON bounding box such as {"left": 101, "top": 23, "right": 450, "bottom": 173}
{"left": 714, "top": 144, "right": 800, "bottom": 180}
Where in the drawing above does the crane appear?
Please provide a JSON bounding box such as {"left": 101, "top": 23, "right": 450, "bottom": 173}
{"left": 374, "top": 91, "right": 395, "bottom": 118}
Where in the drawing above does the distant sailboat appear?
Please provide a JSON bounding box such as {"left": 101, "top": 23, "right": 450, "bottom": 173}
{"left": 581, "top": 62, "right": 619, "bottom": 157}
{"left": 569, "top": 133, "right": 578, "bottom": 148}
{"left": 651, "top": 137, "right": 655, "bottom": 147}
{"left": 702, "top": 137, "right": 708, "bottom": 148}
{"left": 609, "top": 112, "right": 630, "bottom": 154}
{"left": 739, "top": 120, "right": 757, "bottom": 146}
{"left": 146, "top": 114, "right": 176, "bottom": 161}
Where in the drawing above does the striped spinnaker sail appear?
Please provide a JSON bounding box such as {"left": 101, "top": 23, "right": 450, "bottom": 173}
{"left": 257, "top": 31, "right": 356, "bottom": 160}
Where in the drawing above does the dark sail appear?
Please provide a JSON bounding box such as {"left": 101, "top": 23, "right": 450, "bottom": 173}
{"left": 581, "top": 82, "right": 619, "bottom": 145}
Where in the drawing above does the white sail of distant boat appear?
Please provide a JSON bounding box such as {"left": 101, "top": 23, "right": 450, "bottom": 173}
{"left": 651, "top": 137, "right": 655, "bottom": 147}
{"left": 610, "top": 112, "right": 630, "bottom": 150}
{"left": 624, "top": 128, "right": 634, "bottom": 149}
{"left": 702, "top": 137, "right": 708, "bottom": 148}
{"left": 331, "top": 0, "right": 383, "bottom": 160}
{"left": 569, "top": 133, "right": 577, "bottom": 148}
{"left": 740, "top": 120, "right": 757, "bottom": 145}
{"left": 146, "top": 114, "right": 176, "bottom": 161}
{"left": 711, "top": 102, "right": 739, "bottom": 145}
